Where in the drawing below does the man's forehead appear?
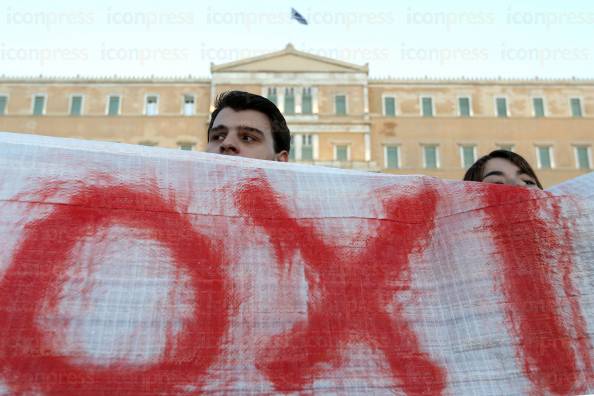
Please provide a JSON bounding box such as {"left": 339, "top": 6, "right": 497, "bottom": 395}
{"left": 212, "top": 107, "right": 272, "bottom": 132}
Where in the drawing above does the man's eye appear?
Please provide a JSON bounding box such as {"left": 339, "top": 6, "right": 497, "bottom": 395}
{"left": 241, "top": 135, "right": 256, "bottom": 142}
{"left": 211, "top": 134, "right": 225, "bottom": 141}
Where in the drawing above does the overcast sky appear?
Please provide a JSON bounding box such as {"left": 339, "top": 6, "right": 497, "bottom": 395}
{"left": 1, "top": 0, "right": 593, "bottom": 78}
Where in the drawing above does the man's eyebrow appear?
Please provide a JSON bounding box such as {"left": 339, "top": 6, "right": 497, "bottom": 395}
{"left": 209, "top": 125, "right": 265, "bottom": 137}
{"left": 236, "top": 125, "right": 265, "bottom": 136}
{"left": 209, "top": 125, "right": 227, "bottom": 133}
{"left": 482, "top": 170, "right": 504, "bottom": 179}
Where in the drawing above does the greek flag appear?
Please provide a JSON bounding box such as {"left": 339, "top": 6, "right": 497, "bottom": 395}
{"left": 291, "top": 8, "right": 308, "bottom": 25}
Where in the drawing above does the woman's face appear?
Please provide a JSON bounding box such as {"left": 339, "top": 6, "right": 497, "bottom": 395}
{"left": 481, "top": 158, "right": 539, "bottom": 188}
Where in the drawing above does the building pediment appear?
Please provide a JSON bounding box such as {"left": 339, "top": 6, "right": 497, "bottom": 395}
{"left": 211, "top": 44, "right": 368, "bottom": 74}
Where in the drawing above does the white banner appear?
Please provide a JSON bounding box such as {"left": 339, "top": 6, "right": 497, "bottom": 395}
{"left": 0, "top": 132, "right": 592, "bottom": 395}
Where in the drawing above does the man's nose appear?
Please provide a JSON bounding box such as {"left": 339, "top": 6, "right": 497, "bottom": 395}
{"left": 219, "top": 135, "right": 239, "bottom": 155}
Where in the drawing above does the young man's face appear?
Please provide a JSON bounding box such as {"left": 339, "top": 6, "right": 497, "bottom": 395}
{"left": 206, "top": 107, "right": 288, "bottom": 162}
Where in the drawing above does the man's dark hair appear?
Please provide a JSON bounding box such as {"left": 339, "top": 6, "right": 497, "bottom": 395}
{"left": 463, "top": 149, "right": 543, "bottom": 189}
{"left": 208, "top": 91, "right": 290, "bottom": 154}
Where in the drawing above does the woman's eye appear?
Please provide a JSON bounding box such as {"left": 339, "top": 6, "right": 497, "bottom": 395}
{"left": 524, "top": 180, "right": 536, "bottom": 185}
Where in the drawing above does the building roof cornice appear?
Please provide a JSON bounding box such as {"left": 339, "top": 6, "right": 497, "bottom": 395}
{"left": 0, "top": 75, "right": 211, "bottom": 84}
{"left": 1, "top": 74, "right": 593, "bottom": 86}
{"left": 369, "top": 76, "right": 594, "bottom": 85}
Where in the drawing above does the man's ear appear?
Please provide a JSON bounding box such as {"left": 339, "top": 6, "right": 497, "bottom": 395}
{"left": 275, "top": 150, "right": 289, "bottom": 162}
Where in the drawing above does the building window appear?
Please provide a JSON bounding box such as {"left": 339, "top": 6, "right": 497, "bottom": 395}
{"left": 0, "top": 96, "right": 7, "bottom": 115}
{"left": 533, "top": 97, "right": 545, "bottom": 118}
{"left": 302, "top": 135, "right": 313, "bottom": 160}
{"left": 423, "top": 145, "right": 439, "bottom": 169}
{"left": 107, "top": 95, "right": 121, "bottom": 116}
{"left": 335, "top": 95, "right": 347, "bottom": 115}
{"left": 183, "top": 95, "right": 195, "bottom": 116}
{"left": 178, "top": 142, "right": 195, "bottom": 151}
{"left": 496, "top": 97, "right": 508, "bottom": 117}
{"left": 384, "top": 96, "right": 396, "bottom": 117}
{"left": 575, "top": 146, "right": 591, "bottom": 169}
{"left": 334, "top": 144, "right": 349, "bottom": 161}
{"left": 70, "top": 95, "right": 83, "bottom": 116}
{"left": 536, "top": 146, "right": 553, "bottom": 169}
{"left": 301, "top": 134, "right": 314, "bottom": 160}
{"left": 421, "top": 97, "right": 433, "bottom": 117}
{"left": 145, "top": 95, "right": 158, "bottom": 116}
{"left": 460, "top": 145, "right": 476, "bottom": 168}
{"left": 497, "top": 144, "right": 514, "bottom": 152}
{"left": 458, "top": 97, "right": 471, "bottom": 117}
{"left": 284, "top": 88, "right": 295, "bottom": 115}
{"left": 267, "top": 88, "right": 277, "bottom": 105}
{"left": 302, "top": 88, "right": 313, "bottom": 114}
{"left": 32, "top": 95, "right": 46, "bottom": 115}
{"left": 570, "top": 98, "right": 583, "bottom": 117}
{"left": 291, "top": 133, "right": 318, "bottom": 161}
{"left": 384, "top": 146, "right": 400, "bottom": 169}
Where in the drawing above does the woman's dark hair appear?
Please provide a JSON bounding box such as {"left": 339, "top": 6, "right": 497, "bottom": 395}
{"left": 463, "top": 149, "right": 543, "bottom": 189}
{"left": 207, "top": 91, "right": 291, "bottom": 154}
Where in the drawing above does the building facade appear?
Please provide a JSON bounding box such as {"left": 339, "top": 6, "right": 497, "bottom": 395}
{"left": 0, "top": 44, "right": 592, "bottom": 187}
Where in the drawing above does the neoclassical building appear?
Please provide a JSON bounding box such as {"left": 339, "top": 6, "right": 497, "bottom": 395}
{"left": 0, "top": 44, "right": 593, "bottom": 187}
